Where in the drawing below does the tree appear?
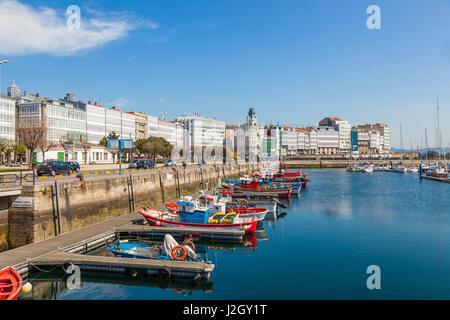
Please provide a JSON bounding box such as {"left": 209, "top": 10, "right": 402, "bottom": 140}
{"left": 0, "top": 139, "right": 8, "bottom": 165}
{"left": 13, "top": 143, "right": 26, "bottom": 163}
{"left": 38, "top": 141, "right": 57, "bottom": 162}
{"left": 101, "top": 132, "right": 120, "bottom": 163}
{"left": 135, "top": 136, "right": 173, "bottom": 161}
{"left": 100, "top": 131, "right": 120, "bottom": 147}
{"left": 80, "top": 143, "right": 91, "bottom": 165}
{"left": 17, "top": 127, "right": 45, "bottom": 167}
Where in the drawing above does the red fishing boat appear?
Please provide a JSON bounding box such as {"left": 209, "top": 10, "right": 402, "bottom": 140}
{"left": 272, "top": 170, "right": 309, "bottom": 189}
{"left": 166, "top": 201, "right": 269, "bottom": 222}
{"left": 220, "top": 188, "right": 293, "bottom": 198}
{"left": 0, "top": 267, "right": 22, "bottom": 300}
{"left": 139, "top": 198, "right": 258, "bottom": 234}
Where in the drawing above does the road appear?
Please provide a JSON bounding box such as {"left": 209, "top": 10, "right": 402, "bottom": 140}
{"left": 0, "top": 162, "right": 214, "bottom": 186}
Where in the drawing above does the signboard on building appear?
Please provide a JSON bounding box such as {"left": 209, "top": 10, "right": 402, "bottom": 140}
{"left": 12, "top": 197, "right": 33, "bottom": 208}
{"left": 107, "top": 139, "right": 120, "bottom": 149}
{"left": 107, "top": 139, "right": 134, "bottom": 150}
{"left": 120, "top": 139, "right": 134, "bottom": 149}
{"left": 351, "top": 130, "right": 359, "bottom": 153}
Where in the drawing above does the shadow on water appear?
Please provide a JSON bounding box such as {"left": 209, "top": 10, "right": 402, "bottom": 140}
{"left": 21, "top": 268, "right": 214, "bottom": 300}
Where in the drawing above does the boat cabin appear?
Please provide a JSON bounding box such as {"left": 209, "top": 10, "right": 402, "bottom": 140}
{"left": 177, "top": 198, "right": 210, "bottom": 224}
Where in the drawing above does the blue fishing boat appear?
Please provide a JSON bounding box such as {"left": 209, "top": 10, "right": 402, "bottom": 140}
{"left": 107, "top": 234, "right": 198, "bottom": 261}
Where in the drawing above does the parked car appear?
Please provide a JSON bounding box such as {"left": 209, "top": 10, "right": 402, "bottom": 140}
{"left": 66, "top": 161, "right": 80, "bottom": 172}
{"left": 128, "top": 159, "right": 154, "bottom": 169}
{"left": 164, "top": 160, "right": 177, "bottom": 167}
{"left": 37, "top": 161, "right": 72, "bottom": 176}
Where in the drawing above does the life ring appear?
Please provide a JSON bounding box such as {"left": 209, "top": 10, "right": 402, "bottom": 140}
{"left": 172, "top": 245, "right": 187, "bottom": 261}
{"left": 184, "top": 240, "right": 196, "bottom": 253}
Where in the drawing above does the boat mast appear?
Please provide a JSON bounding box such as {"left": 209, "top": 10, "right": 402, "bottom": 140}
{"left": 425, "top": 128, "right": 429, "bottom": 165}
{"left": 400, "top": 124, "right": 404, "bottom": 164}
{"left": 437, "top": 97, "right": 441, "bottom": 161}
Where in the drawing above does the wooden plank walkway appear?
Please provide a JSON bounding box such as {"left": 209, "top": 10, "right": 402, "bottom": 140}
{"left": 0, "top": 211, "right": 143, "bottom": 271}
{"left": 30, "top": 252, "right": 214, "bottom": 279}
{"left": 0, "top": 207, "right": 242, "bottom": 277}
{"left": 419, "top": 175, "right": 450, "bottom": 183}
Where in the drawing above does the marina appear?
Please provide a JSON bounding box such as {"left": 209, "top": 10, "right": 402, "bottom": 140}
{"left": 4, "top": 168, "right": 447, "bottom": 300}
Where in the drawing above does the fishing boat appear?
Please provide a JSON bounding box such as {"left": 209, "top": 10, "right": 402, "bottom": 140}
{"left": 139, "top": 198, "right": 258, "bottom": 234}
{"left": 363, "top": 164, "right": 374, "bottom": 173}
{"left": 166, "top": 194, "right": 269, "bottom": 222}
{"left": 0, "top": 267, "right": 23, "bottom": 300}
{"left": 107, "top": 234, "right": 198, "bottom": 262}
{"left": 224, "top": 177, "right": 300, "bottom": 195}
{"left": 252, "top": 169, "right": 309, "bottom": 189}
{"left": 225, "top": 197, "right": 285, "bottom": 213}
{"left": 221, "top": 188, "right": 293, "bottom": 198}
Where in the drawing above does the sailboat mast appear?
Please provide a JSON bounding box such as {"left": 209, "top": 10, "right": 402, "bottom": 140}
{"left": 425, "top": 128, "right": 429, "bottom": 164}
{"left": 400, "top": 124, "right": 404, "bottom": 162}
{"left": 437, "top": 97, "right": 441, "bottom": 161}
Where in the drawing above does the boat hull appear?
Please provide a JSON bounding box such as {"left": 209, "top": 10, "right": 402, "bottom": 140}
{"left": 139, "top": 209, "right": 258, "bottom": 234}
{"left": 0, "top": 267, "right": 22, "bottom": 301}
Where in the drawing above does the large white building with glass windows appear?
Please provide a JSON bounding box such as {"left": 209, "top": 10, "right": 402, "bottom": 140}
{"left": 147, "top": 115, "right": 183, "bottom": 147}
{"left": 177, "top": 114, "right": 225, "bottom": 162}
{"left": 17, "top": 97, "right": 87, "bottom": 145}
{"left": 85, "top": 102, "right": 106, "bottom": 144}
{"left": 0, "top": 94, "right": 16, "bottom": 142}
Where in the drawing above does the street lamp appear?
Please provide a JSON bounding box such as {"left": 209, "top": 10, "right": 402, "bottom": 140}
{"left": 0, "top": 59, "right": 9, "bottom": 96}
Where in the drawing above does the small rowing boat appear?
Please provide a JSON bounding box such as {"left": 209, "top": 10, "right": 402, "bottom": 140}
{"left": 0, "top": 267, "right": 22, "bottom": 300}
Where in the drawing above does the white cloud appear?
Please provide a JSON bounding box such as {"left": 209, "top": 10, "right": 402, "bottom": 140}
{"left": 0, "top": 0, "right": 158, "bottom": 56}
{"left": 107, "top": 98, "right": 131, "bottom": 108}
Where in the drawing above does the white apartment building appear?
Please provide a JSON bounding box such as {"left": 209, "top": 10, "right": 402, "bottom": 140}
{"left": 335, "top": 120, "right": 352, "bottom": 152}
{"left": 177, "top": 114, "right": 225, "bottom": 162}
{"left": 313, "top": 126, "right": 339, "bottom": 155}
{"left": 147, "top": 115, "right": 183, "bottom": 147}
{"left": 86, "top": 102, "right": 106, "bottom": 144}
{"left": 17, "top": 98, "right": 87, "bottom": 145}
{"left": 280, "top": 127, "right": 298, "bottom": 155}
{"left": 0, "top": 95, "right": 15, "bottom": 142}
{"left": 354, "top": 123, "right": 391, "bottom": 154}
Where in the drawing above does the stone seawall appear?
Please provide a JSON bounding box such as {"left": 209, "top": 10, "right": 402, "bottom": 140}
{"left": 5, "top": 163, "right": 266, "bottom": 250}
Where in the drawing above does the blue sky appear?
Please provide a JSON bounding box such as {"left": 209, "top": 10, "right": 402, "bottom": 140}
{"left": 0, "top": 0, "right": 449, "bottom": 149}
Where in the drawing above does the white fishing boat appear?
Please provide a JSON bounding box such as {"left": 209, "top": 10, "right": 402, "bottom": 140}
{"left": 363, "top": 164, "right": 374, "bottom": 173}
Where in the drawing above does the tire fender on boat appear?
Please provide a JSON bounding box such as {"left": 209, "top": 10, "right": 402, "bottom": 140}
{"left": 159, "top": 267, "right": 172, "bottom": 279}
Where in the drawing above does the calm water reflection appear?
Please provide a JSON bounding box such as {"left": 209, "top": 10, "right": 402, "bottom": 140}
{"left": 23, "top": 169, "right": 450, "bottom": 299}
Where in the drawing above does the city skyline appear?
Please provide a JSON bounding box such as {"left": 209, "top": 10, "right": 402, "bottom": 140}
{"left": 0, "top": 0, "right": 449, "bottom": 149}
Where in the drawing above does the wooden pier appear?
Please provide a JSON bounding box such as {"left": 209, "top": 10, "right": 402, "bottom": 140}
{"left": 29, "top": 251, "right": 214, "bottom": 280}
{"left": 0, "top": 208, "right": 245, "bottom": 279}
{"left": 419, "top": 175, "right": 450, "bottom": 183}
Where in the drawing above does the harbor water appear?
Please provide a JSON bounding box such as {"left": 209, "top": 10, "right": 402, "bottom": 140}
{"left": 22, "top": 169, "right": 450, "bottom": 300}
